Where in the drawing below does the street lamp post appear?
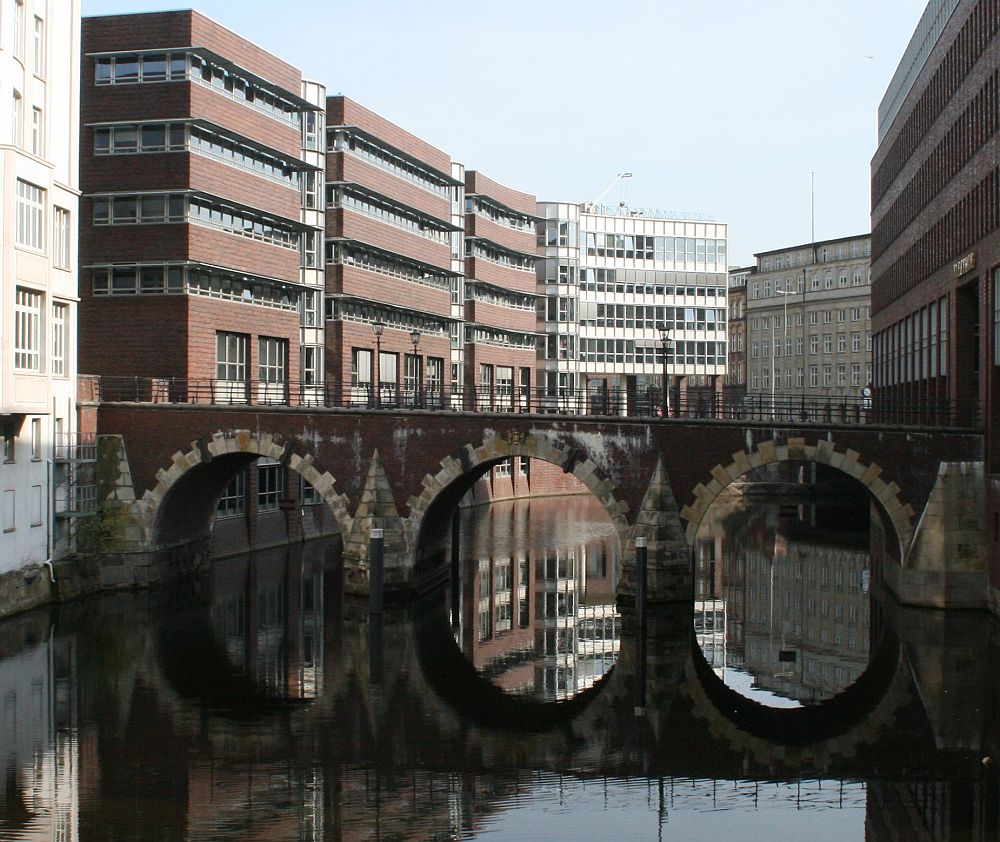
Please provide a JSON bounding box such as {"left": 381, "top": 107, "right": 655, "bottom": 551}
{"left": 372, "top": 320, "right": 384, "bottom": 408}
{"left": 657, "top": 323, "right": 673, "bottom": 417}
{"left": 410, "top": 329, "right": 421, "bottom": 407}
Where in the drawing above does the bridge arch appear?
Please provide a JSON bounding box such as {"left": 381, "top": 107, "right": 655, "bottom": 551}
{"left": 678, "top": 436, "right": 915, "bottom": 559}
{"left": 141, "top": 429, "right": 353, "bottom": 547}
{"left": 406, "top": 430, "right": 632, "bottom": 565}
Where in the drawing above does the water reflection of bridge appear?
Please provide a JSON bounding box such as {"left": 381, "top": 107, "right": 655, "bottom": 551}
{"left": 2, "top": 541, "right": 998, "bottom": 839}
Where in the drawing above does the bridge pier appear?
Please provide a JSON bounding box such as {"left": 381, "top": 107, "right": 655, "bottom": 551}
{"left": 620, "top": 457, "right": 693, "bottom": 604}
{"left": 891, "top": 462, "right": 988, "bottom": 609}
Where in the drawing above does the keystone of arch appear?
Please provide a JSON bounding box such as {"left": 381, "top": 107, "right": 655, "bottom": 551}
{"left": 140, "top": 429, "right": 353, "bottom": 542}
{"left": 678, "top": 437, "right": 915, "bottom": 558}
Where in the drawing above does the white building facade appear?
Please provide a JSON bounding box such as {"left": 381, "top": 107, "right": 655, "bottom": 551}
{"left": 537, "top": 202, "right": 728, "bottom": 412}
{"left": 1, "top": 0, "right": 81, "bottom": 572}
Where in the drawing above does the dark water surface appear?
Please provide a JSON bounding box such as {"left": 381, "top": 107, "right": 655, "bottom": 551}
{"left": 0, "top": 494, "right": 996, "bottom": 840}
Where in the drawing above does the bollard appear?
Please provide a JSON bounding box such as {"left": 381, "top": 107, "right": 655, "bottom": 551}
{"left": 369, "top": 527, "right": 384, "bottom": 614}
{"left": 635, "top": 536, "right": 648, "bottom": 717}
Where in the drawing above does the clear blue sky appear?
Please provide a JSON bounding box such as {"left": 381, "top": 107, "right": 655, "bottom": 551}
{"left": 81, "top": 0, "right": 928, "bottom": 266}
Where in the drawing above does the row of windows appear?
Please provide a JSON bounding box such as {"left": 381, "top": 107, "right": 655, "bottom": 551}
{"left": 466, "top": 196, "right": 535, "bottom": 233}
{"left": 873, "top": 0, "right": 1000, "bottom": 205}
{"left": 579, "top": 339, "right": 725, "bottom": 368}
{"left": 92, "top": 122, "right": 306, "bottom": 191}
{"left": 873, "top": 168, "right": 1000, "bottom": 312}
{"left": 750, "top": 332, "right": 870, "bottom": 358}
{"left": 215, "top": 332, "right": 287, "bottom": 382}
{"left": 330, "top": 298, "right": 450, "bottom": 338}
{"left": 873, "top": 67, "right": 1000, "bottom": 261}
{"left": 579, "top": 304, "right": 726, "bottom": 333}
{"left": 578, "top": 268, "right": 726, "bottom": 298}
{"left": 584, "top": 234, "right": 727, "bottom": 266}
{"left": 92, "top": 192, "right": 304, "bottom": 251}
{"left": 750, "top": 364, "right": 870, "bottom": 390}
{"left": 11, "top": 1, "right": 46, "bottom": 78}
{"left": 215, "top": 463, "right": 291, "bottom": 518}
{"left": 330, "top": 185, "right": 451, "bottom": 244}
{"left": 94, "top": 52, "right": 302, "bottom": 127}
{"left": 750, "top": 308, "right": 866, "bottom": 330}
{"left": 90, "top": 264, "right": 301, "bottom": 312}
{"left": 464, "top": 325, "right": 535, "bottom": 350}
{"left": 750, "top": 270, "right": 869, "bottom": 300}
{"left": 325, "top": 240, "right": 452, "bottom": 291}
{"left": 328, "top": 128, "right": 452, "bottom": 198}
{"left": 466, "top": 238, "right": 536, "bottom": 272}
{"left": 466, "top": 282, "right": 535, "bottom": 312}
{"left": 873, "top": 297, "right": 949, "bottom": 387}
{"left": 13, "top": 287, "right": 68, "bottom": 376}
{"left": 758, "top": 242, "right": 870, "bottom": 271}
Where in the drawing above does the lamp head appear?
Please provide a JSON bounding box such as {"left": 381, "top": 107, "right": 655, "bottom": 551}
{"left": 410, "top": 329, "right": 421, "bottom": 349}
{"left": 372, "top": 320, "right": 385, "bottom": 338}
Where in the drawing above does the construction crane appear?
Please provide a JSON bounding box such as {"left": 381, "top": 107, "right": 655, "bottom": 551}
{"left": 586, "top": 172, "right": 632, "bottom": 212}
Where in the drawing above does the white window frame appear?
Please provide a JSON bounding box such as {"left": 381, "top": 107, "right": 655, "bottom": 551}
{"left": 53, "top": 207, "right": 70, "bottom": 269}
{"left": 14, "top": 287, "right": 43, "bottom": 371}
{"left": 16, "top": 180, "right": 45, "bottom": 251}
{"left": 51, "top": 301, "right": 67, "bottom": 377}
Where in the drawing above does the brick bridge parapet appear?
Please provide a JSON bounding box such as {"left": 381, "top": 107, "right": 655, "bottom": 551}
{"left": 92, "top": 403, "right": 985, "bottom": 608}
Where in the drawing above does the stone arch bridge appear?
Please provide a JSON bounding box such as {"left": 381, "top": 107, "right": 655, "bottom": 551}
{"left": 92, "top": 402, "right": 985, "bottom": 609}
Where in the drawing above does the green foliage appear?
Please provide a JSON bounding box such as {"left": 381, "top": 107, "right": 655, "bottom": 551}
{"left": 76, "top": 502, "right": 129, "bottom": 554}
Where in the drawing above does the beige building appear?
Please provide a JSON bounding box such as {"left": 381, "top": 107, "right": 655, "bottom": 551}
{"left": 746, "top": 235, "right": 872, "bottom": 412}
{"left": 1, "top": 0, "right": 82, "bottom": 570}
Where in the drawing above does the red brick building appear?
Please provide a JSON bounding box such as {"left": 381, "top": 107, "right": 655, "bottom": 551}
{"left": 870, "top": 0, "right": 1000, "bottom": 602}
{"left": 79, "top": 11, "right": 324, "bottom": 398}
{"left": 462, "top": 171, "right": 538, "bottom": 410}
{"left": 324, "top": 95, "right": 458, "bottom": 407}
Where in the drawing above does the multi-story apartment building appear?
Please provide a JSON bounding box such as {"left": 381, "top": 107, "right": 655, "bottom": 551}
{"left": 463, "top": 171, "right": 537, "bottom": 410}
{"left": 78, "top": 11, "right": 329, "bottom": 551}
{"left": 870, "top": 0, "right": 1000, "bottom": 606}
{"left": 79, "top": 11, "right": 325, "bottom": 394}
{"left": 2, "top": 0, "right": 81, "bottom": 580}
{"left": 537, "top": 203, "right": 729, "bottom": 413}
{"left": 726, "top": 266, "right": 752, "bottom": 401}
{"left": 745, "top": 235, "right": 872, "bottom": 409}
{"left": 324, "top": 95, "right": 456, "bottom": 408}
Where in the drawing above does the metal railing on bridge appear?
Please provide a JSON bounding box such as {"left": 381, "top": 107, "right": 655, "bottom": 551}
{"left": 91, "top": 377, "right": 972, "bottom": 428}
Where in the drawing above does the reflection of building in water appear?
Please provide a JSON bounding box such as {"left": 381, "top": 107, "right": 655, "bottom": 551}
{"left": 739, "top": 526, "right": 869, "bottom": 703}
{"left": 697, "top": 496, "right": 871, "bottom": 704}
{"left": 695, "top": 531, "right": 727, "bottom": 677}
{"left": 456, "top": 497, "right": 620, "bottom": 701}
{"left": 0, "top": 627, "right": 78, "bottom": 841}
{"left": 210, "top": 545, "right": 326, "bottom": 701}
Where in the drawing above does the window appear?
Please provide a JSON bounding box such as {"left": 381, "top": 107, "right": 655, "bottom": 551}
{"left": 809, "top": 335, "right": 818, "bottom": 355}
{"left": 16, "top": 180, "right": 45, "bottom": 250}
{"left": 351, "top": 347, "right": 372, "bottom": 386}
{"left": 13, "top": 1, "right": 23, "bottom": 59}
{"left": 837, "top": 333, "right": 846, "bottom": 353}
{"left": 30, "top": 419, "right": 41, "bottom": 460}
{"left": 301, "top": 476, "right": 320, "bottom": 505}
{"left": 53, "top": 207, "right": 70, "bottom": 269}
{"left": 32, "top": 16, "right": 44, "bottom": 77}
{"left": 14, "top": 287, "right": 42, "bottom": 371}
{"left": 51, "top": 302, "right": 67, "bottom": 376}
{"left": 3, "top": 490, "right": 13, "bottom": 533}
{"left": 301, "top": 345, "right": 319, "bottom": 384}
{"left": 12, "top": 91, "right": 21, "bottom": 146}
{"left": 809, "top": 366, "right": 818, "bottom": 387}
{"left": 823, "top": 365, "right": 832, "bottom": 386}
{"left": 3, "top": 434, "right": 13, "bottom": 463}
{"left": 30, "top": 106, "right": 42, "bottom": 156}
{"left": 257, "top": 459, "right": 284, "bottom": 512}
{"left": 216, "top": 472, "right": 245, "bottom": 518}
{"left": 216, "top": 332, "right": 247, "bottom": 381}
{"left": 852, "top": 331, "right": 861, "bottom": 352}
{"left": 823, "top": 334, "right": 832, "bottom": 353}
{"left": 258, "top": 337, "right": 287, "bottom": 383}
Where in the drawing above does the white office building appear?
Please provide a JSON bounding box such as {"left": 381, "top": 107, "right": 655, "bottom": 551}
{"left": 537, "top": 202, "right": 728, "bottom": 412}
{"left": 1, "top": 0, "right": 82, "bottom": 576}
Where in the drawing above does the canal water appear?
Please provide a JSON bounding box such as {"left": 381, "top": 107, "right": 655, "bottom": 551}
{"left": 0, "top": 491, "right": 995, "bottom": 840}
